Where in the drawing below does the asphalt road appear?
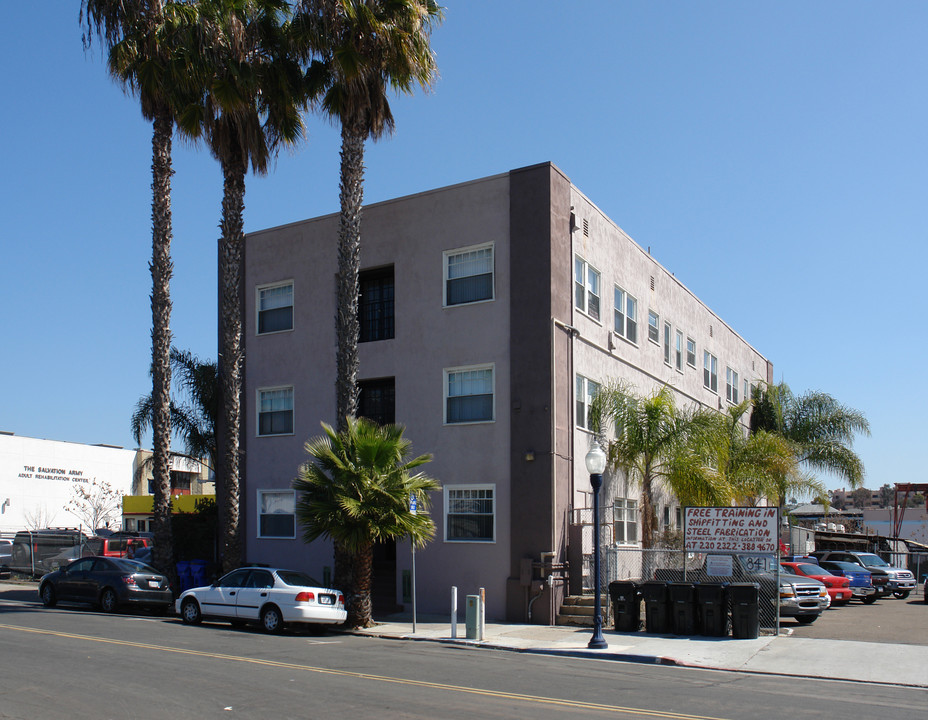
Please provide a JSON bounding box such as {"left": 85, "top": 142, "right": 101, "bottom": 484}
{"left": 1, "top": 586, "right": 926, "bottom": 720}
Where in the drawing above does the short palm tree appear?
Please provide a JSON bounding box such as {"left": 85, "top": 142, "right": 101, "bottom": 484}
{"left": 591, "top": 383, "right": 728, "bottom": 548}
{"left": 293, "top": 417, "right": 440, "bottom": 628}
{"left": 177, "top": 0, "right": 305, "bottom": 572}
{"left": 750, "top": 382, "right": 870, "bottom": 490}
{"left": 294, "top": 0, "right": 442, "bottom": 431}
{"left": 81, "top": 0, "right": 200, "bottom": 575}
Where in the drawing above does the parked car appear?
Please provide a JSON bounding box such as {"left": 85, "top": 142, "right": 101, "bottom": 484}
{"left": 38, "top": 556, "right": 174, "bottom": 614}
{"left": 811, "top": 551, "right": 916, "bottom": 599}
{"left": 82, "top": 534, "right": 151, "bottom": 559}
{"left": 10, "top": 528, "right": 88, "bottom": 577}
{"left": 781, "top": 561, "right": 852, "bottom": 605}
{"left": 0, "top": 539, "right": 12, "bottom": 577}
{"left": 778, "top": 571, "right": 830, "bottom": 623}
{"left": 815, "top": 560, "right": 878, "bottom": 604}
{"left": 177, "top": 566, "right": 346, "bottom": 633}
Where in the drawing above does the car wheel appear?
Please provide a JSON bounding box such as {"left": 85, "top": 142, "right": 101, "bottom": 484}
{"left": 795, "top": 615, "right": 817, "bottom": 624}
{"left": 181, "top": 598, "right": 202, "bottom": 625}
{"left": 40, "top": 583, "right": 57, "bottom": 608}
{"left": 862, "top": 595, "right": 878, "bottom": 605}
{"left": 261, "top": 605, "right": 284, "bottom": 634}
{"left": 100, "top": 588, "right": 119, "bottom": 613}
{"left": 893, "top": 590, "right": 910, "bottom": 599}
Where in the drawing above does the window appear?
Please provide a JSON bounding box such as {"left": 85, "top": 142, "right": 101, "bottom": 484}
{"left": 359, "top": 378, "right": 395, "bottom": 425}
{"left": 613, "top": 286, "right": 638, "bottom": 343}
{"left": 663, "top": 322, "right": 671, "bottom": 365}
{"left": 257, "top": 282, "right": 293, "bottom": 334}
{"left": 744, "top": 379, "right": 750, "bottom": 404}
{"left": 444, "top": 244, "right": 494, "bottom": 306}
{"left": 614, "top": 499, "right": 639, "bottom": 544}
{"left": 726, "top": 367, "right": 740, "bottom": 404}
{"left": 359, "top": 267, "right": 394, "bottom": 342}
{"left": 662, "top": 506, "right": 671, "bottom": 530}
{"left": 258, "top": 490, "right": 295, "bottom": 538}
{"left": 686, "top": 337, "right": 697, "bottom": 368}
{"left": 703, "top": 352, "right": 718, "bottom": 393}
{"left": 674, "top": 330, "right": 683, "bottom": 372}
{"left": 576, "top": 375, "right": 601, "bottom": 431}
{"left": 574, "top": 256, "right": 601, "bottom": 321}
{"left": 258, "top": 387, "right": 293, "bottom": 436}
{"left": 445, "top": 365, "right": 494, "bottom": 424}
{"left": 445, "top": 485, "right": 495, "bottom": 542}
{"left": 648, "top": 310, "right": 660, "bottom": 344}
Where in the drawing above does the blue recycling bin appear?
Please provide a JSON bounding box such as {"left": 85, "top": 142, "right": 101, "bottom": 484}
{"left": 176, "top": 561, "right": 193, "bottom": 592}
{"left": 189, "top": 560, "right": 208, "bottom": 588}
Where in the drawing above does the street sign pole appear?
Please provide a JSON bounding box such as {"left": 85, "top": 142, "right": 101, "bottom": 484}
{"left": 410, "top": 494, "right": 418, "bottom": 633}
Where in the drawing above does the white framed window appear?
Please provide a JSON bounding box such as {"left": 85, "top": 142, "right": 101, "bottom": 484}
{"left": 574, "top": 256, "right": 601, "bottom": 321}
{"left": 703, "top": 352, "right": 718, "bottom": 393}
{"left": 258, "top": 386, "right": 294, "bottom": 436}
{"left": 614, "top": 499, "right": 639, "bottom": 544}
{"left": 648, "top": 310, "right": 660, "bottom": 344}
{"left": 445, "top": 485, "right": 495, "bottom": 542}
{"left": 663, "top": 322, "right": 672, "bottom": 365}
{"left": 257, "top": 281, "right": 293, "bottom": 335}
{"left": 674, "top": 330, "right": 684, "bottom": 372}
{"left": 445, "top": 365, "right": 494, "bottom": 424}
{"left": 726, "top": 367, "right": 740, "bottom": 404}
{"left": 576, "top": 374, "right": 601, "bottom": 431}
{"left": 686, "top": 337, "right": 697, "bottom": 368}
{"left": 613, "top": 285, "right": 638, "bottom": 343}
{"left": 258, "top": 489, "right": 295, "bottom": 538}
{"left": 444, "top": 244, "right": 494, "bottom": 306}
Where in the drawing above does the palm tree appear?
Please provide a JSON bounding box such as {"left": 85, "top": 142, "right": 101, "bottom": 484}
{"left": 750, "top": 382, "right": 870, "bottom": 490}
{"left": 131, "top": 348, "right": 219, "bottom": 474}
{"left": 590, "top": 383, "right": 728, "bottom": 548}
{"left": 81, "top": 0, "right": 199, "bottom": 576}
{"left": 293, "top": 0, "right": 442, "bottom": 432}
{"left": 293, "top": 417, "right": 439, "bottom": 628}
{"left": 176, "top": 0, "right": 305, "bottom": 573}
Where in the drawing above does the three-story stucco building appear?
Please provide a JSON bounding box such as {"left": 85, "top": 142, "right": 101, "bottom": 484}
{"left": 241, "top": 162, "right": 771, "bottom": 623}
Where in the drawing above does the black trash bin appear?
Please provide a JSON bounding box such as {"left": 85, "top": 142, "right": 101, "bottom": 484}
{"left": 608, "top": 580, "right": 641, "bottom": 632}
{"left": 639, "top": 580, "right": 670, "bottom": 634}
{"left": 696, "top": 582, "right": 730, "bottom": 637}
{"left": 668, "top": 582, "right": 697, "bottom": 635}
{"left": 728, "top": 582, "right": 760, "bottom": 639}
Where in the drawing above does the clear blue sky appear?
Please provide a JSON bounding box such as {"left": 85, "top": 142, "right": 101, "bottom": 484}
{"left": 2, "top": 2, "right": 925, "bottom": 494}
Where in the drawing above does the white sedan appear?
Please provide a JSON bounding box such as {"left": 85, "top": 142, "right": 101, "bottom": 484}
{"left": 177, "top": 566, "right": 346, "bottom": 633}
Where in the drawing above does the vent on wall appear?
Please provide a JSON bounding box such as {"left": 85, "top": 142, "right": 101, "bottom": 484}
{"left": 650, "top": 276, "right": 655, "bottom": 291}
{"left": 583, "top": 218, "right": 589, "bottom": 237}
{"left": 709, "top": 325, "right": 714, "bottom": 338}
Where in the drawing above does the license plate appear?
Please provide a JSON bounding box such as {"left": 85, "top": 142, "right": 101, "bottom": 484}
{"left": 149, "top": 580, "right": 162, "bottom": 589}
{"left": 319, "top": 595, "right": 333, "bottom": 605}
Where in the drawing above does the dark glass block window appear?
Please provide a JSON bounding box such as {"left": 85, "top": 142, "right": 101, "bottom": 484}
{"left": 359, "top": 267, "right": 394, "bottom": 342}
{"left": 358, "top": 378, "right": 395, "bottom": 426}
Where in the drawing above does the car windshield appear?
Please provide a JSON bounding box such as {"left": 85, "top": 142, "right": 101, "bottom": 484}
{"left": 112, "top": 558, "right": 157, "bottom": 574}
{"left": 797, "top": 563, "right": 832, "bottom": 576}
{"left": 856, "top": 554, "right": 889, "bottom": 567}
{"left": 276, "top": 570, "right": 322, "bottom": 588}
{"left": 829, "top": 562, "right": 864, "bottom": 573}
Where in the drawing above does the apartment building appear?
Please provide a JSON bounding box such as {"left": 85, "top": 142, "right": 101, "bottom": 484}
{"left": 241, "top": 162, "right": 771, "bottom": 622}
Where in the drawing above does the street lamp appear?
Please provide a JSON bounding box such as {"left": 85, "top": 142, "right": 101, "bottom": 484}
{"left": 586, "top": 440, "right": 608, "bottom": 650}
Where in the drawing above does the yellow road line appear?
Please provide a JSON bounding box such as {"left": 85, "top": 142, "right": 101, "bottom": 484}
{"left": 0, "top": 623, "right": 729, "bottom": 720}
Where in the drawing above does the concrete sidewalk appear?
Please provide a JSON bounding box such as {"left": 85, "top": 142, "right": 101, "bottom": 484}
{"left": 351, "top": 614, "right": 928, "bottom": 688}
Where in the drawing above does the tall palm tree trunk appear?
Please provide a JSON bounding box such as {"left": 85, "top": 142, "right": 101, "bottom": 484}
{"left": 335, "top": 121, "right": 365, "bottom": 434}
{"left": 350, "top": 543, "right": 374, "bottom": 628}
{"left": 640, "top": 475, "right": 657, "bottom": 550}
{"left": 218, "top": 150, "right": 246, "bottom": 573}
{"left": 150, "top": 110, "right": 175, "bottom": 579}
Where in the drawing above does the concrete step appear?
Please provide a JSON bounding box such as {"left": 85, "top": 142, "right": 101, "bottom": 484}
{"left": 556, "top": 594, "right": 604, "bottom": 627}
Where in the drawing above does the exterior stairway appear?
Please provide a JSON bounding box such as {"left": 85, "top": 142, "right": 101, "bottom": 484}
{"left": 556, "top": 594, "right": 606, "bottom": 627}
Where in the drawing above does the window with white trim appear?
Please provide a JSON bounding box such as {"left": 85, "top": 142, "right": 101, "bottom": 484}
{"left": 686, "top": 337, "right": 697, "bottom": 368}
{"left": 258, "top": 490, "right": 295, "bottom": 538}
{"left": 674, "top": 330, "right": 683, "bottom": 371}
{"left": 257, "top": 281, "right": 293, "bottom": 334}
{"left": 648, "top": 310, "right": 660, "bottom": 344}
{"left": 726, "top": 367, "right": 740, "bottom": 404}
{"left": 576, "top": 374, "right": 601, "bottom": 431}
{"left": 574, "top": 256, "right": 601, "bottom": 321}
{"left": 614, "top": 499, "right": 639, "bottom": 544}
{"left": 663, "top": 322, "right": 671, "bottom": 365}
{"left": 445, "top": 485, "right": 495, "bottom": 542}
{"left": 445, "top": 365, "right": 494, "bottom": 424}
{"left": 444, "top": 244, "right": 494, "bottom": 306}
{"left": 613, "top": 285, "right": 638, "bottom": 343}
{"left": 258, "top": 386, "right": 294, "bottom": 436}
{"left": 703, "top": 352, "right": 718, "bottom": 393}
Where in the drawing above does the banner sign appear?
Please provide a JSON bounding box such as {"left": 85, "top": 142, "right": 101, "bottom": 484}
{"left": 684, "top": 507, "right": 778, "bottom": 553}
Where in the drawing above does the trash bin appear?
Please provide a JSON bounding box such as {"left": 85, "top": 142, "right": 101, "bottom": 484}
{"left": 696, "top": 582, "right": 730, "bottom": 637}
{"left": 609, "top": 580, "right": 640, "bottom": 632}
{"left": 640, "top": 580, "right": 670, "bottom": 634}
{"left": 729, "top": 582, "right": 760, "bottom": 639}
{"left": 189, "top": 559, "right": 208, "bottom": 588}
{"left": 668, "top": 582, "right": 697, "bottom": 635}
{"left": 176, "top": 561, "right": 192, "bottom": 592}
